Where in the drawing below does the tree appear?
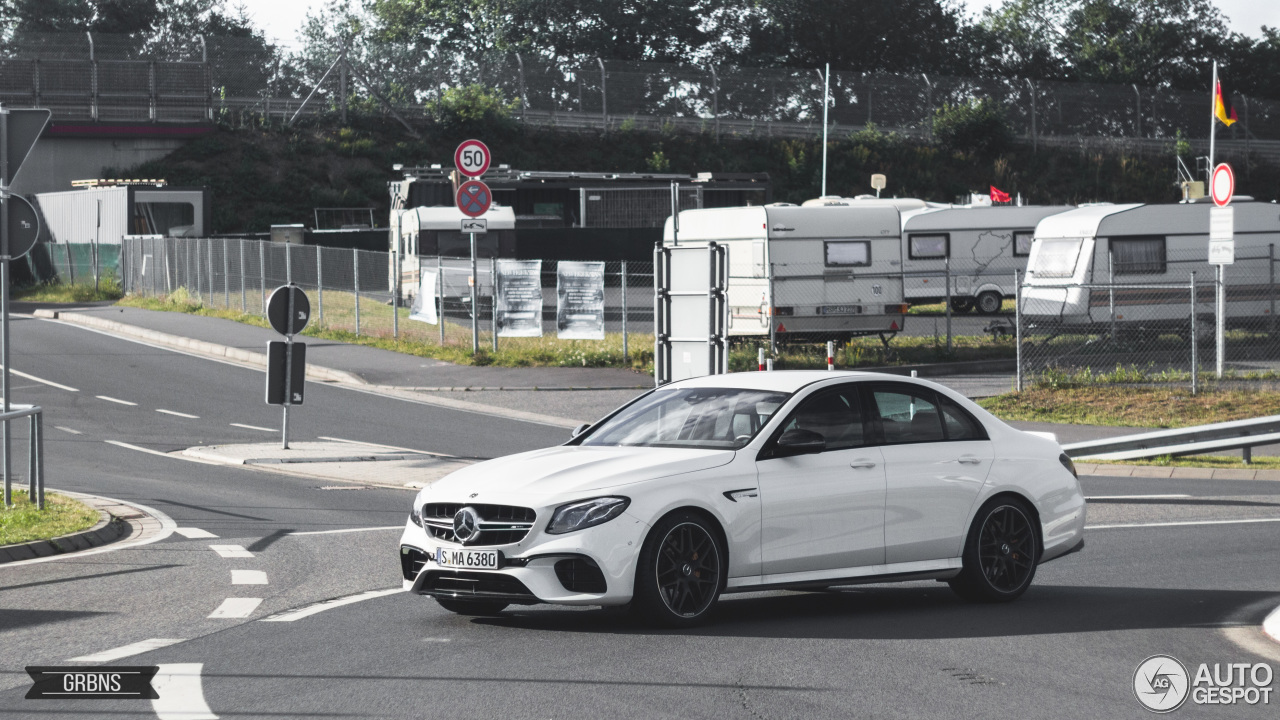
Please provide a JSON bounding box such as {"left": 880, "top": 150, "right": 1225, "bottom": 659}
{"left": 966, "top": 0, "right": 1073, "bottom": 81}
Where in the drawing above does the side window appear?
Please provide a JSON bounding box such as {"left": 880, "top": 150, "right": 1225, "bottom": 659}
{"left": 1013, "top": 230, "right": 1034, "bottom": 257}
{"left": 938, "top": 395, "right": 987, "bottom": 441}
{"left": 1111, "top": 236, "right": 1166, "bottom": 275}
{"left": 867, "top": 385, "right": 945, "bottom": 444}
{"left": 909, "top": 234, "right": 949, "bottom": 259}
{"left": 779, "top": 388, "right": 865, "bottom": 451}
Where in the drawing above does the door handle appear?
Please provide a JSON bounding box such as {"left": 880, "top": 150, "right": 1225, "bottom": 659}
{"left": 849, "top": 460, "right": 877, "bottom": 469}
{"left": 957, "top": 456, "right": 983, "bottom": 465}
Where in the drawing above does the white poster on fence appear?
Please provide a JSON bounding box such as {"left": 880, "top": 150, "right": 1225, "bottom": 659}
{"left": 496, "top": 259, "right": 543, "bottom": 337}
{"left": 557, "top": 261, "right": 606, "bottom": 340}
{"left": 409, "top": 270, "right": 438, "bottom": 325}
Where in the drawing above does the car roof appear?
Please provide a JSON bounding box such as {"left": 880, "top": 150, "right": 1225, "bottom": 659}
{"left": 664, "top": 370, "right": 924, "bottom": 393}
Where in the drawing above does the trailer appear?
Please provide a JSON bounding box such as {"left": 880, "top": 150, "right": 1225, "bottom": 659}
{"left": 899, "top": 204, "right": 1074, "bottom": 314}
{"left": 1021, "top": 200, "right": 1280, "bottom": 329}
{"left": 662, "top": 203, "right": 908, "bottom": 342}
{"left": 392, "top": 205, "right": 516, "bottom": 296}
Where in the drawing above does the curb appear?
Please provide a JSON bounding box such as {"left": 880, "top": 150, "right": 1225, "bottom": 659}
{"left": 39, "top": 310, "right": 365, "bottom": 386}
{"left": 1076, "top": 463, "right": 1280, "bottom": 480}
{"left": 0, "top": 499, "right": 128, "bottom": 564}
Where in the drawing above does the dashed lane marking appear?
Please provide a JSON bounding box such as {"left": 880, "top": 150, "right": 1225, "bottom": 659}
{"left": 0, "top": 365, "right": 78, "bottom": 392}
{"left": 208, "top": 597, "right": 262, "bottom": 619}
{"left": 54, "top": 426, "right": 81, "bottom": 435}
{"left": 152, "top": 663, "right": 217, "bottom": 720}
{"left": 209, "top": 545, "right": 252, "bottom": 558}
{"left": 157, "top": 408, "right": 200, "bottom": 419}
{"left": 1087, "top": 517, "right": 1280, "bottom": 530}
{"left": 231, "top": 570, "right": 268, "bottom": 585}
{"left": 260, "top": 588, "right": 404, "bottom": 622}
{"left": 230, "top": 422, "right": 274, "bottom": 432}
{"left": 67, "top": 638, "right": 185, "bottom": 663}
{"left": 174, "top": 527, "right": 218, "bottom": 539}
{"left": 287, "top": 526, "right": 403, "bottom": 536}
{"left": 96, "top": 395, "right": 138, "bottom": 406}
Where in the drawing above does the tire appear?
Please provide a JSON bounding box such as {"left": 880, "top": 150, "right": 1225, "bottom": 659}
{"left": 948, "top": 497, "right": 1040, "bottom": 603}
{"left": 632, "top": 511, "right": 726, "bottom": 628}
{"left": 434, "top": 597, "right": 508, "bottom": 616}
{"left": 949, "top": 297, "right": 974, "bottom": 313}
{"left": 976, "top": 291, "right": 1003, "bottom": 315}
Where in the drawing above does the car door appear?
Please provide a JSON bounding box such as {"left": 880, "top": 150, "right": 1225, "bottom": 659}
{"left": 755, "top": 385, "right": 885, "bottom": 576}
{"left": 864, "top": 383, "right": 994, "bottom": 565}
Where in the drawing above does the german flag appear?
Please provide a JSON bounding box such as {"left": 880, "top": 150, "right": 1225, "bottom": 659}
{"left": 1215, "top": 79, "right": 1238, "bottom": 127}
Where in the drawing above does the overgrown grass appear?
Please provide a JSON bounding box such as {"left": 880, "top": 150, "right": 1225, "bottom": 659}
{"left": 0, "top": 491, "right": 100, "bottom": 546}
{"left": 15, "top": 278, "right": 123, "bottom": 303}
{"left": 908, "top": 299, "right": 1014, "bottom": 314}
{"left": 1089, "top": 455, "right": 1280, "bottom": 470}
{"left": 979, "top": 386, "right": 1280, "bottom": 428}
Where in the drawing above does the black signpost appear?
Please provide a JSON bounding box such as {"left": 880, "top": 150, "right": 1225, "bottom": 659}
{"left": 265, "top": 284, "right": 310, "bottom": 449}
{"left": 0, "top": 105, "right": 50, "bottom": 508}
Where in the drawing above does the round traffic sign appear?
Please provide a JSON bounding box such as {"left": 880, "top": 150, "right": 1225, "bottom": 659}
{"left": 454, "top": 139, "right": 491, "bottom": 178}
{"left": 4, "top": 194, "right": 40, "bottom": 259}
{"left": 1211, "top": 163, "right": 1234, "bottom": 207}
{"left": 266, "top": 284, "right": 311, "bottom": 336}
{"left": 456, "top": 180, "right": 492, "bottom": 218}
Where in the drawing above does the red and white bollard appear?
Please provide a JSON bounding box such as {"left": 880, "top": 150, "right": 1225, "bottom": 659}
{"left": 758, "top": 347, "right": 765, "bottom": 372}
{"left": 826, "top": 341, "right": 834, "bottom": 371}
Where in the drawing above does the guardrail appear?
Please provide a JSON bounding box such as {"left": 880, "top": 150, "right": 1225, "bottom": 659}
{"left": 1062, "top": 414, "right": 1280, "bottom": 464}
{"left": 1, "top": 404, "right": 46, "bottom": 509}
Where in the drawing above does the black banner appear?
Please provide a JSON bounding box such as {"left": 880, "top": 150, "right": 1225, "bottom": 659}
{"left": 26, "top": 666, "right": 160, "bottom": 699}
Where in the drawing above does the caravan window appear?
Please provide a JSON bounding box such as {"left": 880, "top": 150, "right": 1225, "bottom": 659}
{"left": 1033, "top": 238, "right": 1083, "bottom": 278}
{"left": 908, "top": 234, "right": 949, "bottom": 259}
{"left": 1111, "top": 237, "right": 1166, "bottom": 275}
{"left": 1013, "top": 231, "right": 1034, "bottom": 257}
{"left": 825, "top": 241, "right": 871, "bottom": 267}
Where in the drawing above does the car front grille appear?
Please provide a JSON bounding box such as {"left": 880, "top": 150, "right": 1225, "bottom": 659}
{"left": 418, "top": 570, "right": 539, "bottom": 604}
{"left": 400, "top": 545, "right": 430, "bottom": 581}
{"left": 421, "top": 503, "right": 537, "bottom": 546}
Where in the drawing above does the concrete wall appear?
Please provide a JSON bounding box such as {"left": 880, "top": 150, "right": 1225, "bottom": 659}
{"left": 10, "top": 137, "right": 187, "bottom": 196}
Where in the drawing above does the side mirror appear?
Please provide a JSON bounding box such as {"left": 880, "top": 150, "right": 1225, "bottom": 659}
{"left": 570, "top": 423, "right": 591, "bottom": 440}
{"left": 773, "top": 428, "right": 825, "bottom": 457}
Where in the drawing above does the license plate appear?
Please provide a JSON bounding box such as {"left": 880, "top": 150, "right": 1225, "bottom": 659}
{"left": 435, "top": 547, "right": 501, "bottom": 570}
{"left": 821, "top": 305, "right": 863, "bottom": 315}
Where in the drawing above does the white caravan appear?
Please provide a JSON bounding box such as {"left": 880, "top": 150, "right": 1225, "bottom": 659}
{"left": 663, "top": 203, "right": 908, "bottom": 341}
{"left": 391, "top": 205, "right": 516, "bottom": 296}
{"left": 1021, "top": 201, "right": 1280, "bottom": 328}
{"left": 899, "top": 205, "right": 1074, "bottom": 314}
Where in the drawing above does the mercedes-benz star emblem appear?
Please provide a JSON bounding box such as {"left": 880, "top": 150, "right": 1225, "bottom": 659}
{"left": 453, "top": 507, "right": 480, "bottom": 544}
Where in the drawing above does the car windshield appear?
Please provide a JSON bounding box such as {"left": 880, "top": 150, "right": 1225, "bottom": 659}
{"left": 582, "top": 388, "right": 790, "bottom": 449}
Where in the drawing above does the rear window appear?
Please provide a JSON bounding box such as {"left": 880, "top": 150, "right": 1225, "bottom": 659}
{"left": 1033, "top": 238, "right": 1083, "bottom": 278}
{"left": 825, "top": 240, "right": 871, "bottom": 267}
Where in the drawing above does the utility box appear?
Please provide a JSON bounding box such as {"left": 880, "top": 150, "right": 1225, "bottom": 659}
{"left": 271, "top": 224, "right": 306, "bottom": 244}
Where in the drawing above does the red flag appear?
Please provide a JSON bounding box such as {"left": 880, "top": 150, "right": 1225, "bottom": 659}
{"left": 990, "top": 185, "right": 1011, "bottom": 203}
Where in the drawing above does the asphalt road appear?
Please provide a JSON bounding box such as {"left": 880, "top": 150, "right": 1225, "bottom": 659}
{"left": 1, "top": 314, "right": 1278, "bottom": 719}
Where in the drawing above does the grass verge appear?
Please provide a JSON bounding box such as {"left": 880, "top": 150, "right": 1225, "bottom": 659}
{"left": 15, "top": 278, "right": 124, "bottom": 303}
{"left": 978, "top": 386, "right": 1280, "bottom": 428}
{"left": 1, "top": 491, "right": 100, "bottom": 546}
{"left": 908, "top": 299, "right": 1014, "bottom": 315}
{"left": 1088, "top": 455, "right": 1280, "bottom": 470}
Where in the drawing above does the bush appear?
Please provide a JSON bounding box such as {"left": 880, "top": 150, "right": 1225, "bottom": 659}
{"left": 933, "top": 98, "right": 1013, "bottom": 156}
{"left": 429, "top": 84, "right": 519, "bottom": 131}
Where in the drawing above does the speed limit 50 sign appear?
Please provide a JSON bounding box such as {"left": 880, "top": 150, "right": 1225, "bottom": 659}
{"left": 454, "top": 139, "right": 491, "bottom": 178}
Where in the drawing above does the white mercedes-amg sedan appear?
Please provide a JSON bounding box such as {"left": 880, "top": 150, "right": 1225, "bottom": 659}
{"left": 399, "top": 371, "right": 1085, "bottom": 627}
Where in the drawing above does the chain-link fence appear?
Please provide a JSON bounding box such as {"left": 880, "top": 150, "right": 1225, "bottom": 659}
{"left": 1016, "top": 248, "right": 1280, "bottom": 391}
{"left": 117, "top": 236, "right": 654, "bottom": 357}
{"left": 22, "top": 242, "right": 120, "bottom": 288}
{"left": 2, "top": 32, "right": 1278, "bottom": 161}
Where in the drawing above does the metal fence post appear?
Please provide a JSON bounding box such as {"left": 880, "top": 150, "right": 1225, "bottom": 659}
{"left": 285, "top": 242, "right": 292, "bottom": 285}
{"left": 1015, "top": 270, "right": 1023, "bottom": 392}
{"left": 1270, "top": 244, "right": 1275, "bottom": 338}
{"left": 259, "top": 241, "right": 266, "bottom": 314}
{"left": 438, "top": 256, "right": 445, "bottom": 345}
{"left": 239, "top": 239, "right": 245, "bottom": 312}
{"left": 206, "top": 237, "right": 213, "bottom": 305}
{"left": 27, "top": 415, "right": 35, "bottom": 502}
{"left": 1190, "top": 271, "right": 1198, "bottom": 396}
{"left": 598, "top": 57, "right": 608, "bottom": 132}
{"left": 222, "top": 239, "right": 229, "bottom": 308}
{"left": 621, "top": 259, "right": 629, "bottom": 361}
{"left": 944, "top": 257, "right": 952, "bottom": 353}
{"left": 316, "top": 245, "right": 323, "bottom": 329}
{"left": 35, "top": 411, "right": 43, "bottom": 509}
{"left": 491, "top": 257, "right": 497, "bottom": 353}
{"left": 353, "top": 248, "right": 361, "bottom": 337}
{"left": 1108, "top": 249, "right": 1116, "bottom": 340}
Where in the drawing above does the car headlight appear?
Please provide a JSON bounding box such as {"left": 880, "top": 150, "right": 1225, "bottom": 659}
{"left": 546, "top": 497, "right": 630, "bottom": 535}
{"left": 409, "top": 502, "right": 422, "bottom": 527}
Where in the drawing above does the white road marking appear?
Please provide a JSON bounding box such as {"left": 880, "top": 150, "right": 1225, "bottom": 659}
{"left": 1265, "top": 605, "right": 1280, "bottom": 645}
{"left": 151, "top": 663, "right": 217, "bottom": 720}
{"left": 209, "top": 545, "right": 252, "bottom": 558}
{"left": 260, "top": 588, "right": 404, "bottom": 622}
{"left": 96, "top": 395, "right": 138, "bottom": 406}
{"left": 174, "top": 527, "right": 218, "bottom": 539}
{"left": 208, "top": 597, "right": 262, "bottom": 618}
{"left": 318, "top": 436, "right": 453, "bottom": 457}
{"left": 104, "top": 440, "right": 175, "bottom": 458}
{"left": 231, "top": 570, "right": 268, "bottom": 585}
{"left": 1085, "top": 494, "right": 1191, "bottom": 500}
{"left": 157, "top": 408, "right": 200, "bottom": 419}
{"left": 287, "top": 526, "right": 403, "bottom": 536}
{"left": 230, "top": 423, "right": 274, "bottom": 432}
{"left": 67, "top": 638, "right": 185, "bottom": 663}
{"left": 1087, "top": 517, "right": 1280, "bottom": 530}
{"left": 54, "top": 426, "right": 82, "bottom": 435}
{"left": 0, "top": 493, "right": 177, "bottom": 568}
{"left": 0, "top": 365, "right": 78, "bottom": 392}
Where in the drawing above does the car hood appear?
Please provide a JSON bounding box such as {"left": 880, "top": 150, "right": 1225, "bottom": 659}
{"left": 425, "top": 445, "right": 736, "bottom": 501}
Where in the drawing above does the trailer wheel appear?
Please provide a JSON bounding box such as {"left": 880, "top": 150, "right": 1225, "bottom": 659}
{"left": 976, "top": 291, "right": 1003, "bottom": 315}
{"left": 950, "top": 298, "right": 974, "bottom": 313}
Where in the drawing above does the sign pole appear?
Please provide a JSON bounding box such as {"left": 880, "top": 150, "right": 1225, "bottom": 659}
{"left": 470, "top": 232, "right": 479, "bottom": 355}
{"left": 282, "top": 284, "right": 293, "bottom": 450}
{"left": 1216, "top": 264, "right": 1225, "bottom": 378}
{"left": 1, "top": 106, "right": 10, "bottom": 508}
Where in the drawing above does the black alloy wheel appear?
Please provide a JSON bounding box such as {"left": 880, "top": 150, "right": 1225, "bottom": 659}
{"left": 633, "top": 512, "right": 725, "bottom": 627}
{"left": 949, "top": 498, "right": 1039, "bottom": 602}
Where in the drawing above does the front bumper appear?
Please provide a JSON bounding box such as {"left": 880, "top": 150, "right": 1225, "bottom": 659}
{"left": 398, "top": 511, "right": 649, "bottom": 607}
